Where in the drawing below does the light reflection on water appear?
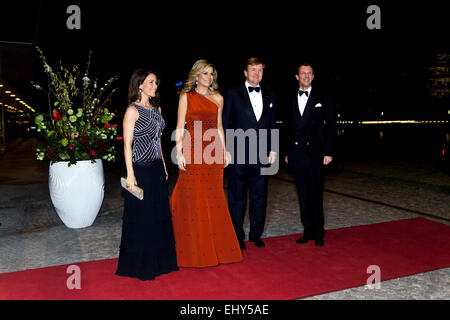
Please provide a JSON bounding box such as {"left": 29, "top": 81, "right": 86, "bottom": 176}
{"left": 335, "top": 126, "right": 449, "bottom": 161}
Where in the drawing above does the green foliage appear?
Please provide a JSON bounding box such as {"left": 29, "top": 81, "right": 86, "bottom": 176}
{"left": 33, "top": 47, "right": 120, "bottom": 166}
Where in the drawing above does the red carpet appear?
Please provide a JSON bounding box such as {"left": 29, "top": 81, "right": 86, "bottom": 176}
{"left": 1, "top": 218, "right": 450, "bottom": 300}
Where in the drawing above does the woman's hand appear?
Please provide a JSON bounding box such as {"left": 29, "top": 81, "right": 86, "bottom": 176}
{"left": 224, "top": 151, "right": 231, "bottom": 168}
{"left": 164, "top": 167, "right": 169, "bottom": 180}
{"left": 177, "top": 153, "right": 186, "bottom": 171}
{"left": 126, "top": 175, "right": 137, "bottom": 193}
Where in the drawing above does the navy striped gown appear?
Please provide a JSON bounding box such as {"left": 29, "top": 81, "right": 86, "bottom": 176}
{"left": 116, "top": 103, "right": 178, "bottom": 281}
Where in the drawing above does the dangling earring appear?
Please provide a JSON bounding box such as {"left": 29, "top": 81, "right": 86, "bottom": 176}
{"left": 138, "top": 88, "right": 142, "bottom": 101}
{"left": 195, "top": 80, "right": 198, "bottom": 87}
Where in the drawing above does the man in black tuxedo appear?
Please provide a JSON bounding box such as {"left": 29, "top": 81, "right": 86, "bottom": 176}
{"left": 284, "top": 63, "right": 336, "bottom": 247}
{"left": 223, "top": 57, "right": 277, "bottom": 250}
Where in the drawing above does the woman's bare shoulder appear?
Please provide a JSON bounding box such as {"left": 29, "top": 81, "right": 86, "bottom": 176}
{"left": 124, "top": 104, "right": 139, "bottom": 119}
{"left": 211, "top": 92, "right": 223, "bottom": 106}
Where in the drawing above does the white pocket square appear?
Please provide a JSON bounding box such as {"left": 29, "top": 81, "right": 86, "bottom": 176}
{"left": 315, "top": 103, "right": 322, "bottom": 108}
{"left": 269, "top": 103, "right": 273, "bottom": 108}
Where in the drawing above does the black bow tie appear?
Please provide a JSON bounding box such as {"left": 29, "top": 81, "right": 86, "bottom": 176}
{"left": 298, "top": 90, "right": 309, "bottom": 97}
{"left": 248, "top": 86, "right": 261, "bottom": 93}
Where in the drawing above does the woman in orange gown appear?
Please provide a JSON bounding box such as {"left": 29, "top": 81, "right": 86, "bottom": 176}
{"left": 170, "top": 60, "right": 243, "bottom": 267}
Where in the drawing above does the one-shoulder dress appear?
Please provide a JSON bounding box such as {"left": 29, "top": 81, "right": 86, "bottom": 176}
{"left": 170, "top": 91, "right": 243, "bottom": 267}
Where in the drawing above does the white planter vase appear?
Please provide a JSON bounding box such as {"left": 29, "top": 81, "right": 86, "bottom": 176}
{"left": 49, "top": 159, "right": 105, "bottom": 229}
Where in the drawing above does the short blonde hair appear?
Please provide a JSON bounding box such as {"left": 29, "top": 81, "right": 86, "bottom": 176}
{"left": 245, "top": 57, "right": 265, "bottom": 70}
{"left": 181, "top": 59, "right": 219, "bottom": 94}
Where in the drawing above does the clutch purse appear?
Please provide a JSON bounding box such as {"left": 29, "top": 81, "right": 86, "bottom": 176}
{"left": 120, "top": 177, "right": 144, "bottom": 200}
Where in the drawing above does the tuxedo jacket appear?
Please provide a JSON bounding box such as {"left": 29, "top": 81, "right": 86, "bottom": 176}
{"left": 222, "top": 83, "right": 277, "bottom": 165}
{"left": 284, "top": 87, "right": 336, "bottom": 168}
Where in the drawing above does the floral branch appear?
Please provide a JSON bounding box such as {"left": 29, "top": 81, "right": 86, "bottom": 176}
{"left": 32, "top": 47, "right": 120, "bottom": 166}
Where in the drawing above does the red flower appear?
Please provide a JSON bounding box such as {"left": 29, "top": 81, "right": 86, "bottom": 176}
{"left": 104, "top": 123, "right": 111, "bottom": 129}
{"left": 89, "top": 150, "right": 96, "bottom": 157}
{"left": 112, "top": 124, "right": 118, "bottom": 128}
{"left": 52, "top": 109, "right": 62, "bottom": 121}
{"left": 68, "top": 144, "right": 75, "bottom": 151}
{"left": 80, "top": 136, "right": 90, "bottom": 147}
{"left": 96, "top": 141, "right": 107, "bottom": 153}
{"left": 46, "top": 147, "right": 58, "bottom": 161}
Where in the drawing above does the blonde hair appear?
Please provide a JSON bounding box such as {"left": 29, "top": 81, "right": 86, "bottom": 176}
{"left": 181, "top": 59, "right": 219, "bottom": 94}
{"left": 245, "top": 57, "right": 265, "bottom": 70}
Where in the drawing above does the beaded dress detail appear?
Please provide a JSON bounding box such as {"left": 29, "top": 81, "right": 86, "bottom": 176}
{"left": 131, "top": 102, "right": 164, "bottom": 164}
{"left": 170, "top": 91, "right": 242, "bottom": 267}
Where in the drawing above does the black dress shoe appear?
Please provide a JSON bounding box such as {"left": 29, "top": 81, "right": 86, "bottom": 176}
{"left": 250, "top": 238, "right": 265, "bottom": 248}
{"left": 296, "top": 236, "right": 311, "bottom": 244}
{"left": 239, "top": 240, "right": 246, "bottom": 250}
{"left": 315, "top": 238, "right": 325, "bottom": 247}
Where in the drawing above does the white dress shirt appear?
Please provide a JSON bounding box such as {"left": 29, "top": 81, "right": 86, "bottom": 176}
{"left": 245, "top": 81, "right": 263, "bottom": 121}
{"left": 298, "top": 86, "right": 312, "bottom": 116}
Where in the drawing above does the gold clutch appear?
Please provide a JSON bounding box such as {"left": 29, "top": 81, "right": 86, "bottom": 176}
{"left": 120, "top": 177, "right": 144, "bottom": 200}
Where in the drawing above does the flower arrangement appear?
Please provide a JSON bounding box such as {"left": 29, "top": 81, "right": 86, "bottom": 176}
{"left": 33, "top": 47, "right": 120, "bottom": 166}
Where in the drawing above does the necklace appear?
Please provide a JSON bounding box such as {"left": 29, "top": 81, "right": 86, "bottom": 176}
{"left": 195, "top": 89, "right": 210, "bottom": 96}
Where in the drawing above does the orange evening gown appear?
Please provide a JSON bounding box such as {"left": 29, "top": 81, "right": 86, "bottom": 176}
{"left": 170, "top": 90, "right": 243, "bottom": 267}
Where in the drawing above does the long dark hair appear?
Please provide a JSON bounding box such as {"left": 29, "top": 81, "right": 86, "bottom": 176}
{"left": 128, "top": 68, "right": 161, "bottom": 107}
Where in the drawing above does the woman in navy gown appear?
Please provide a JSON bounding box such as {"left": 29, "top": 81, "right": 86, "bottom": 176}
{"left": 115, "top": 69, "right": 178, "bottom": 281}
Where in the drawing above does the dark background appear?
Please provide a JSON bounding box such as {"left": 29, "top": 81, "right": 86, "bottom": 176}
{"left": 1, "top": 0, "right": 449, "bottom": 164}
